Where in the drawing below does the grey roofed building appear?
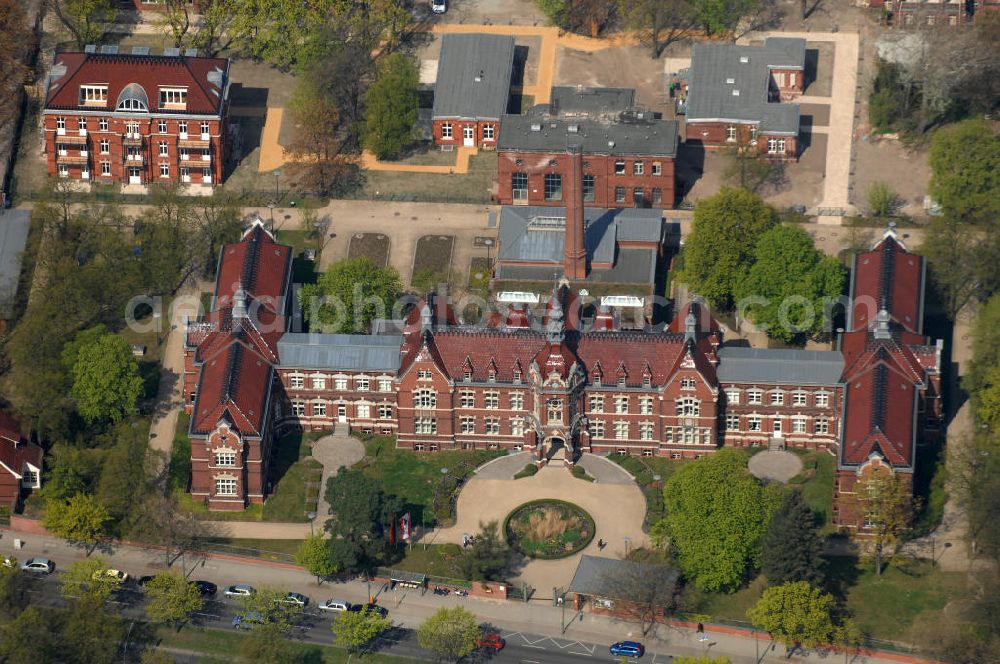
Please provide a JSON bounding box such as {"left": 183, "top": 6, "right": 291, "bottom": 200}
{"left": 568, "top": 555, "right": 680, "bottom": 600}
{"left": 496, "top": 206, "right": 662, "bottom": 283}
{"left": 499, "top": 110, "right": 678, "bottom": 157}
{"left": 716, "top": 346, "right": 844, "bottom": 386}
{"left": 432, "top": 34, "right": 515, "bottom": 121}
{"left": 0, "top": 210, "right": 31, "bottom": 321}
{"left": 685, "top": 37, "right": 804, "bottom": 135}
{"left": 549, "top": 86, "right": 635, "bottom": 117}
{"left": 277, "top": 333, "right": 403, "bottom": 372}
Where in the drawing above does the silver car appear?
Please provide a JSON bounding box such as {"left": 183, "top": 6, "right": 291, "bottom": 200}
{"left": 224, "top": 584, "right": 255, "bottom": 598}
{"left": 21, "top": 557, "right": 55, "bottom": 574}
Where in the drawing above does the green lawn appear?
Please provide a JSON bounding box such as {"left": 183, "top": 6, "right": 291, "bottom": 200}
{"left": 354, "top": 435, "right": 505, "bottom": 526}
{"left": 606, "top": 454, "right": 688, "bottom": 528}
{"left": 686, "top": 575, "right": 768, "bottom": 625}
{"left": 393, "top": 544, "right": 467, "bottom": 581}
{"left": 154, "top": 625, "right": 422, "bottom": 663}
{"left": 168, "top": 412, "right": 192, "bottom": 492}
{"left": 202, "top": 538, "right": 304, "bottom": 562}
{"left": 356, "top": 151, "right": 498, "bottom": 204}
{"left": 787, "top": 450, "right": 836, "bottom": 531}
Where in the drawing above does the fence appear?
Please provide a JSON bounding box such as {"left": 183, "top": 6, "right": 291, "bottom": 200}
{"left": 201, "top": 540, "right": 296, "bottom": 564}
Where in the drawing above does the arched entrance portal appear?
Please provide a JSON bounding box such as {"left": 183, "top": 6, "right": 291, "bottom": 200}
{"left": 545, "top": 437, "right": 566, "bottom": 462}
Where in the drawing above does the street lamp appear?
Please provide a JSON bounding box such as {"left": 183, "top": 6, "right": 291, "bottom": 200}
{"left": 623, "top": 536, "right": 630, "bottom": 558}
{"left": 484, "top": 238, "right": 494, "bottom": 274}
{"left": 307, "top": 511, "right": 317, "bottom": 536}
{"left": 273, "top": 168, "right": 282, "bottom": 202}
{"left": 266, "top": 201, "right": 276, "bottom": 230}
{"left": 152, "top": 309, "right": 162, "bottom": 347}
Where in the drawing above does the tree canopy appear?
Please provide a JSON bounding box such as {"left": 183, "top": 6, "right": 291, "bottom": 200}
{"left": 747, "top": 581, "right": 844, "bottom": 648}
{"left": 416, "top": 606, "right": 480, "bottom": 662}
{"left": 332, "top": 609, "right": 392, "bottom": 654}
{"left": 54, "top": 0, "right": 116, "bottom": 49}
{"left": 295, "top": 534, "right": 341, "bottom": 584}
{"left": 846, "top": 468, "right": 913, "bottom": 575}
{"left": 680, "top": 188, "right": 779, "bottom": 311}
{"left": 43, "top": 493, "right": 111, "bottom": 555}
{"left": 323, "top": 468, "right": 402, "bottom": 571}
{"left": 300, "top": 258, "right": 403, "bottom": 334}
{"left": 736, "top": 224, "right": 846, "bottom": 343}
{"left": 144, "top": 573, "right": 205, "bottom": 630}
{"left": 70, "top": 331, "right": 144, "bottom": 424}
{"left": 457, "top": 521, "right": 512, "bottom": 582}
{"left": 761, "top": 490, "right": 824, "bottom": 587}
{"left": 656, "top": 449, "right": 782, "bottom": 592}
{"left": 928, "top": 119, "right": 1000, "bottom": 225}
{"left": 363, "top": 53, "right": 420, "bottom": 160}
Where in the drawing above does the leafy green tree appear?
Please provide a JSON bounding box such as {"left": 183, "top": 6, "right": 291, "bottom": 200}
{"left": 95, "top": 421, "right": 154, "bottom": 535}
{"left": 140, "top": 649, "right": 177, "bottom": 664}
{"left": 300, "top": 258, "right": 402, "bottom": 334}
{"left": 53, "top": 0, "right": 117, "bottom": 49}
{"left": 38, "top": 446, "right": 105, "bottom": 503}
{"left": 723, "top": 139, "right": 785, "bottom": 194}
{"left": 0, "top": 561, "right": 29, "bottom": 620}
{"left": 761, "top": 490, "right": 824, "bottom": 587}
{"left": 322, "top": 469, "right": 403, "bottom": 571}
{"left": 236, "top": 587, "right": 303, "bottom": 633}
{"left": 680, "top": 187, "right": 778, "bottom": 311}
{"left": 59, "top": 557, "right": 119, "bottom": 601}
{"left": 922, "top": 217, "right": 1000, "bottom": 320}
{"left": 694, "top": 0, "right": 760, "bottom": 35}
{"left": 928, "top": 119, "right": 1000, "bottom": 224}
{"left": 189, "top": 0, "right": 236, "bottom": 56}
{"left": 295, "top": 534, "right": 340, "bottom": 584}
{"left": 416, "top": 606, "right": 480, "bottom": 662}
{"left": 866, "top": 182, "right": 900, "bottom": 217}
{"left": 847, "top": 469, "right": 913, "bottom": 576}
{"left": 735, "top": 224, "right": 846, "bottom": 343}
{"left": 155, "top": 0, "right": 193, "bottom": 47}
{"left": 747, "top": 581, "right": 840, "bottom": 649}
{"left": 332, "top": 609, "right": 392, "bottom": 654}
{"left": 70, "top": 332, "right": 144, "bottom": 423}
{"left": 657, "top": 450, "right": 782, "bottom": 592}
{"left": 43, "top": 493, "right": 111, "bottom": 555}
{"left": 619, "top": 0, "right": 695, "bottom": 57}
{"left": 0, "top": 606, "right": 59, "bottom": 663}
{"left": 144, "top": 573, "right": 205, "bottom": 631}
{"left": 458, "top": 521, "right": 511, "bottom": 582}
{"left": 967, "top": 293, "right": 1000, "bottom": 397}
{"left": 363, "top": 53, "right": 419, "bottom": 160}
{"left": 238, "top": 623, "right": 301, "bottom": 664}
{"left": 62, "top": 592, "right": 125, "bottom": 664}
{"left": 227, "top": 0, "right": 329, "bottom": 70}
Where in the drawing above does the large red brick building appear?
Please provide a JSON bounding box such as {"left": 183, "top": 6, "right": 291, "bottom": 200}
{"left": 497, "top": 87, "right": 678, "bottom": 208}
{"left": 42, "top": 48, "right": 230, "bottom": 193}
{"left": 683, "top": 38, "right": 805, "bottom": 161}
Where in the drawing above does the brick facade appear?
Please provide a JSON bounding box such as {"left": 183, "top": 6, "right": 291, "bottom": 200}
{"left": 432, "top": 119, "right": 500, "bottom": 150}
{"left": 683, "top": 121, "right": 799, "bottom": 160}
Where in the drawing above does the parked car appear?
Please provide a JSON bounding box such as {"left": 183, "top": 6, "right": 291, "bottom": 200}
{"left": 232, "top": 612, "right": 266, "bottom": 630}
{"left": 361, "top": 603, "right": 388, "bottom": 618}
{"left": 20, "top": 558, "right": 54, "bottom": 574}
{"left": 224, "top": 584, "right": 256, "bottom": 598}
{"left": 281, "top": 592, "right": 309, "bottom": 607}
{"left": 610, "top": 641, "right": 645, "bottom": 657}
{"left": 476, "top": 632, "right": 505, "bottom": 651}
{"left": 319, "top": 599, "right": 353, "bottom": 613}
{"left": 192, "top": 580, "right": 217, "bottom": 597}
{"left": 136, "top": 575, "right": 155, "bottom": 588}
{"left": 431, "top": 0, "right": 447, "bottom": 12}
{"left": 92, "top": 569, "right": 129, "bottom": 584}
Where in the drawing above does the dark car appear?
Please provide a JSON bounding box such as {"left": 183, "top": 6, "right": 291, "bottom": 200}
{"left": 610, "top": 641, "right": 645, "bottom": 657}
{"left": 136, "top": 575, "right": 155, "bottom": 588}
{"left": 362, "top": 603, "right": 388, "bottom": 618}
{"left": 192, "top": 580, "right": 217, "bottom": 597}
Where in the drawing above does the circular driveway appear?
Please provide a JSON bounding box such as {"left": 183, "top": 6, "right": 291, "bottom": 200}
{"left": 434, "top": 454, "right": 649, "bottom": 590}
{"left": 748, "top": 450, "right": 803, "bottom": 483}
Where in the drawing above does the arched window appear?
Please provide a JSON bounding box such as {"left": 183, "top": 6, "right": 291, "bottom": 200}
{"left": 676, "top": 397, "right": 700, "bottom": 417}
{"left": 116, "top": 83, "right": 149, "bottom": 112}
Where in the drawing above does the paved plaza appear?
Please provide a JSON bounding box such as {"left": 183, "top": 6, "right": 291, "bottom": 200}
{"left": 747, "top": 450, "right": 804, "bottom": 483}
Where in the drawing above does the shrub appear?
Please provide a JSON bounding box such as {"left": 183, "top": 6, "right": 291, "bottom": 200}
{"left": 867, "top": 182, "right": 900, "bottom": 217}
{"left": 513, "top": 464, "right": 538, "bottom": 480}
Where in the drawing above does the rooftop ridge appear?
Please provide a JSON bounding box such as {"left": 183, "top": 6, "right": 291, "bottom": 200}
{"left": 878, "top": 237, "right": 895, "bottom": 313}
{"left": 241, "top": 228, "right": 261, "bottom": 292}
{"left": 221, "top": 333, "right": 243, "bottom": 403}
{"left": 871, "top": 362, "right": 888, "bottom": 432}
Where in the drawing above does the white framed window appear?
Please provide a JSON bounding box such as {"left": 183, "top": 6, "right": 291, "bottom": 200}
{"left": 590, "top": 420, "right": 605, "bottom": 438}
{"left": 200, "top": 121, "right": 210, "bottom": 136}
{"left": 815, "top": 393, "right": 830, "bottom": 408}
{"left": 652, "top": 161, "right": 662, "bottom": 176}
{"left": 767, "top": 138, "right": 786, "bottom": 154}
{"left": 441, "top": 123, "right": 453, "bottom": 139}
{"left": 618, "top": 375, "right": 627, "bottom": 387}
{"left": 483, "top": 124, "right": 494, "bottom": 140}
{"left": 639, "top": 397, "right": 654, "bottom": 415}
{"left": 100, "top": 161, "right": 111, "bottom": 176}
{"left": 330, "top": 377, "right": 346, "bottom": 390}
{"left": 589, "top": 395, "right": 605, "bottom": 413}
{"left": 215, "top": 478, "right": 237, "bottom": 496}
{"left": 378, "top": 378, "right": 392, "bottom": 392}
{"left": 415, "top": 417, "right": 436, "bottom": 434}
{"left": 792, "top": 392, "right": 808, "bottom": 407}
{"left": 509, "top": 392, "right": 524, "bottom": 410}
{"left": 748, "top": 416, "right": 762, "bottom": 432}
{"left": 681, "top": 377, "right": 696, "bottom": 390}
{"left": 726, "top": 126, "right": 737, "bottom": 142}
{"left": 792, "top": 418, "right": 807, "bottom": 434}
{"left": 771, "top": 391, "right": 784, "bottom": 406}
{"left": 80, "top": 85, "right": 108, "bottom": 105}
{"left": 311, "top": 376, "right": 325, "bottom": 390}
{"left": 512, "top": 369, "right": 522, "bottom": 383}
{"left": 379, "top": 404, "right": 393, "bottom": 419}
{"left": 725, "top": 389, "right": 740, "bottom": 405}
{"left": 460, "top": 391, "right": 475, "bottom": 408}
{"left": 639, "top": 422, "right": 654, "bottom": 440}
{"left": 58, "top": 164, "right": 70, "bottom": 177}
{"left": 159, "top": 163, "right": 170, "bottom": 178}
{"left": 99, "top": 139, "right": 110, "bottom": 154}
{"left": 676, "top": 397, "right": 699, "bottom": 416}
{"left": 291, "top": 401, "right": 305, "bottom": 416}
{"left": 56, "top": 116, "right": 66, "bottom": 131}
{"left": 180, "top": 148, "right": 190, "bottom": 161}
{"left": 414, "top": 389, "right": 436, "bottom": 409}
{"left": 614, "top": 160, "right": 625, "bottom": 175}
{"left": 460, "top": 416, "right": 475, "bottom": 434}
{"left": 356, "top": 403, "right": 370, "bottom": 418}
{"left": 614, "top": 421, "right": 629, "bottom": 440}
{"left": 356, "top": 377, "right": 370, "bottom": 391}
{"left": 815, "top": 418, "right": 830, "bottom": 434}
{"left": 417, "top": 369, "right": 433, "bottom": 380}
{"left": 313, "top": 401, "right": 327, "bottom": 417}
{"left": 157, "top": 120, "right": 167, "bottom": 133}
{"left": 547, "top": 398, "right": 562, "bottom": 423}
{"left": 747, "top": 390, "right": 763, "bottom": 405}
{"left": 99, "top": 117, "right": 108, "bottom": 131}
{"left": 289, "top": 375, "right": 304, "bottom": 389}
{"left": 726, "top": 414, "right": 740, "bottom": 431}
{"left": 664, "top": 427, "right": 673, "bottom": 443}
{"left": 159, "top": 88, "right": 187, "bottom": 107}
{"left": 178, "top": 121, "right": 188, "bottom": 137}
{"left": 214, "top": 452, "right": 236, "bottom": 467}
{"left": 159, "top": 141, "right": 168, "bottom": 156}
{"left": 511, "top": 417, "right": 525, "bottom": 436}
{"left": 614, "top": 396, "right": 628, "bottom": 414}
{"left": 485, "top": 417, "right": 500, "bottom": 435}
{"left": 484, "top": 391, "right": 499, "bottom": 409}
{"left": 633, "top": 160, "right": 644, "bottom": 175}
{"left": 703, "top": 429, "right": 712, "bottom": 445}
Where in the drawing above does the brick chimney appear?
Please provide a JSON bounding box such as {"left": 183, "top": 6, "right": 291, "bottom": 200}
{"left": 563, "top": 145, "right": 587, "bottom": 279}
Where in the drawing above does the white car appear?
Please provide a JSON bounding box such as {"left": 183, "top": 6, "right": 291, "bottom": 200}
{"left": 431, "top": 0, "right": 447, "bottom": 13}
{"left": 224, "top": 584, "right": 256, "bottom": 598}
{"left": 21, "top": 558, "right": 55, "bottom": 574}
{"left": 319, "top": 599, "right": 352, "bottom": 612}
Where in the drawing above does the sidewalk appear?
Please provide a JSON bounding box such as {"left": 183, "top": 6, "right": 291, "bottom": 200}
{"left": 0, "top": 526, "right": 935, "bottom": 664}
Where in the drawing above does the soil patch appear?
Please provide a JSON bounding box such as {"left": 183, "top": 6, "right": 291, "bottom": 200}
{"left": 347, "top": 233, "right": 391, "bottom": 268}
{"left": 412, "top": 235, "right": 455, "bottom": 285}
{"left": 505, "top": 500, "right": 595, "bottom": 559}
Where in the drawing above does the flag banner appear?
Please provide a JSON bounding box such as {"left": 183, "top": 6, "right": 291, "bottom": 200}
{"left": 399, "top": 512, "right": 412, "bottom": 541}
{"left": 388, "top": 519, "right": 396, "bottom": 545}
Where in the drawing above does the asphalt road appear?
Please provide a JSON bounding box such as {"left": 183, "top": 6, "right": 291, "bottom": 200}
{"left": 22, "top": 573, "right": 667, "bottom": 664}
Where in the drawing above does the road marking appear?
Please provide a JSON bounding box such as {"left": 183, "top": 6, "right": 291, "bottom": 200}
{"left": 568, "top": 651, "right": 593, "bottom": 657}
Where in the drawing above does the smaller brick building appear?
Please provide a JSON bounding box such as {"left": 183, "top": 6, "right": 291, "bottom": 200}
{"left": 431, "top": 34, "right": 515, "bottom": 149}
{"left": 42, "top": 48, "right": 230, "bottom": 193}
{"left": 0, "top": 411, "right": 42, "bottom": 511}
{"left": 684, "top": 38, "right": 805, "bottom": 161}
{"left": 498, "top": 87, "right": 678, "bottom": 208}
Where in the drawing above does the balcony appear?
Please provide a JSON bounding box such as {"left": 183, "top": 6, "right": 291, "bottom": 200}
{"left": 122, "top": 133, "right": 143, "bottom": 145}
{"left": 178, "top": 138, "right": 210, "bottom": 149}
{"left": 78, "top": 128, "right": 87, "bottom": 136}
{"left": 200, "top": 153, "right": 211, "bottom": 162}
{"left": 56, "top": 154, "right": 90, "bottom": 165}
{"left": 126, "top": 154, "right": 144, "bottom": 164}
{"left": 56, "top": 134, "right": 88, "bottom": 145}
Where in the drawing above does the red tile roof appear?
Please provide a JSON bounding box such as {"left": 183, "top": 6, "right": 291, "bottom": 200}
{"left": 45, "top": 52, "right": 229, "bottom": 115}
{"left": 214, "top": 223, "right": 292, "bottom": 313}
{"left": 850, "top": 232, "right": 923, "bottom": 334}
{"left": 576, "top": 332, "right": 688, "bottom": 387}
{"left": 190, "top": 333, "right": 274, "bottom": 435}
{"left": 0, "top": 411, "right": 42, "bottom": 480}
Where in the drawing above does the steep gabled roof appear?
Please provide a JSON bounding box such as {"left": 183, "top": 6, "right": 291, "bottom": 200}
{"left": 0, "top": 411, "right": 42, "bottom": 480}
{"left": 213, "top": 223, "right": 292, "bottom": 315}
{"left": 44, "top": 52, "right": 229, "bottom": 115}
{"left": 190, "top": 332, "right": 274, "bottom": 436}
{"left": 575, "top": 331, "right": 688, "bottom": 387}
{"left": 848, "top": 230, "right": 924, "bottom": 335}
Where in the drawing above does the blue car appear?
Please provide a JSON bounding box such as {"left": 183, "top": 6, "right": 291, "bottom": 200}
{"left": 232, "top": 612, "right": 265, "bottom": 630}
{"left": 610, "top": 641, "right": 645, "bottom": 657}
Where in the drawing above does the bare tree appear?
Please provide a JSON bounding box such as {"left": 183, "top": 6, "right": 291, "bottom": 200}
{"left": 618, "top": 0, "right": 695, "bottom": 58}
{"left": 132, "top": 492, "right": 221, "bottom": 571}
{"left": 155, "top": 0, "right": 192, "bottom": 48}
{"left": 599, "top": 562, "right": 680, "bottom": 635}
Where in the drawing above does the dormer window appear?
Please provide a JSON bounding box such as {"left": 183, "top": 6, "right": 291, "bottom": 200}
{"left": 464, "top": 371, "right": 472, "bottom": 382}
{"left": 159, "top": 87, "right": 188, "bottom": 108}
{"left": 80, "top": 85, "right": 108, "bottom": 106}
{"left": 116, "top": 83, "right": 149, "bottom": 112}
{"left": 512, "top": 370, "right": 521, "bottom": 383}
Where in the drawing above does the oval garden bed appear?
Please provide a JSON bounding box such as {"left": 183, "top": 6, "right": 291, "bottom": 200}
{"left": 504, "top": 499, "right": 595, "bottom": 559}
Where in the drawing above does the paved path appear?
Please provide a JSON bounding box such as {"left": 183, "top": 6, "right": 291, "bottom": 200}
{"left": 311, "top": 433, "right": 366, "bottom": 519}
{"left": 747, "top": 451, "right": 803, "bottom": 484}
{"left": 474, "top": 452, "right": 534, "bottom": 479}
{"left": 433, "top": 463, "right": 648, "bottom": 590}
{"left": 576, "top": 453, "right": 635, "bottom": 485}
